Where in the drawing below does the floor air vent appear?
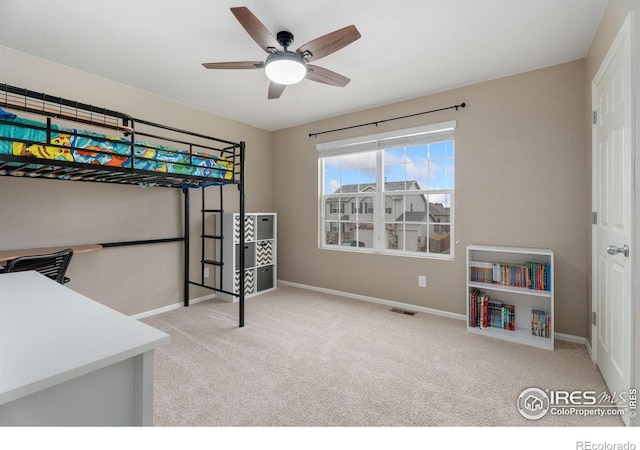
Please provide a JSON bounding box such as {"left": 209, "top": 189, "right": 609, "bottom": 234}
{"left": 390, "top": 308, "right": 416, "bottom": 316}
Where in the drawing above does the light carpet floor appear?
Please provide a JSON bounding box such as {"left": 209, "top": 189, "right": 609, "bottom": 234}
{"left": 142, "top": 285, "right": 624, "bottom": 427}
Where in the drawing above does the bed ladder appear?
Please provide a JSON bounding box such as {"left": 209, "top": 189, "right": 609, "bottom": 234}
{"left": 184, "top": 184, "right": 245, "bottom": 327}
{"left": 201, "top": 185, "right": 224, "bottom": 289}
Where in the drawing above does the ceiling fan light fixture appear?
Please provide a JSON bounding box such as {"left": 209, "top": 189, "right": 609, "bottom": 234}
{"left": 265, "top": 52, "right": 307, "bottom": 85}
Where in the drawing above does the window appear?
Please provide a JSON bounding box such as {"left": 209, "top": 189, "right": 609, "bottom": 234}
{"left": 329, "top": 202, "right": 344, "bottom": 214}
{"left": 318, "top": 121, "right": 455, "bottom": 258}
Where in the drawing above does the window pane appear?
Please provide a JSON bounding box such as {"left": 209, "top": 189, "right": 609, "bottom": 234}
{"left": 324, "top": 221, "right": 340, "bottom": 246}
{"left": 325, "top": 198, "right": 345, "bottom": 219}
{"left": 384, "top": 195, "right": 400, "bottom": 220}
{"left": 386, "top": 223, "right": 400, "bottom": 250}
{"left": 324, "top": 170, "right": 341, "bottom": 194}
{"left": 383, "top": 163, "right": 405, "bottom": 186}
{"left": 384, "top": 147, "right": 405, "bottom": 187}
{"left": 405, "top": 160, "right": 429, "bottom": 189}
{"left": 429, "top": 158, "right": 454, "bottom": 189}
{"left": 362, "top": 195, "right": 375, "bottom": 216}
{"left": 401, "top": 193, "right": 429, "bottom": 221}
{"left": 428, "top": 194, "right": 452, "bottom": 220}
{"left": 355, "top": 152, "right": 376, "bottom": 192}
{"left": 384, "top": 147, "right": 405, "bottom": 164}
{"left": 399, "top": 223, "right": 424, "bottom": 252}
{"left": 386, "top": 193, "right": 427, "bottom": 252}
{"left": 325, "top": 152, "right": 378, "bottom": 194}
{"left": 324, "top": 155, "right": 342, "bottom": 171}
{"left": 340, "top": 222, "right": 361, "bottom": 248}
{"left": 351, "top": 222, "right": 374, "bottom": 249}
{"left": 384, "top": 194, "right": 401, "bottom": 250}
{"left": 358, "top": 164, "right": 376, "bottom": 191}
{"left": 429, "top": 141, "right": 453, "bottom": 159}
{"left": 383, "top": 192, "right": 452, "bottom": 253}
{"left": 429, "top": 224, "right": 451, "bottom": 254}
{"left": 339, "top": 167, "right": 360, "bottom": 192}
{"left": 406, "top": 144, "right": 428, "bottom": 162}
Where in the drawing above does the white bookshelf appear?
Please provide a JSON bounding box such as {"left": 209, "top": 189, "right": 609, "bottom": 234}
{"left": 217, "top": 212, "right": 277, "bottom": 302}
{"left": 466, "top": 244, "right": 554, "bottom": 350}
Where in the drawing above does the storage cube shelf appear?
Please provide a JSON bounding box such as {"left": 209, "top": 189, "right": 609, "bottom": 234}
{"left": 218, "top": 213, "right": 276, "bottom": 301}
{"left": 466, "top": 244, "right": 554, "bottom": 350}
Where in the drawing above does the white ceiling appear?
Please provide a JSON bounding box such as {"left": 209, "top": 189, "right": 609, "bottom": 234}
{"left": 0, "top": 0, "right": 607, "bottom": 131}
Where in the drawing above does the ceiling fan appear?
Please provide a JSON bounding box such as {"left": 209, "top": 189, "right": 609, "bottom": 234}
{"left": 202, "top": 7, "right": 361, "bottom": 99}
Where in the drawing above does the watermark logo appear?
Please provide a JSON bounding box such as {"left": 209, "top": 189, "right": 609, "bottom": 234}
{"left": 517, "top": 387, "right": 550, "bottom": 420}
{"left": 576, "top": 442, "right": 636, "bottom": 450}
{"left": 517, "top": 387, "right": 636, "bottom": 420}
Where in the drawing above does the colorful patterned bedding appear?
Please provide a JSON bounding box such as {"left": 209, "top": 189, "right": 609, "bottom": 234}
{"left": 0, "top": 112, "right": 233, "bottom": 186}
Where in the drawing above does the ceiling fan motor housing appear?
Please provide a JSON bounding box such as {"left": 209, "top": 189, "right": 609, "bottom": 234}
{"left": 276, "top": 31, "right": 295, "bottom": 49}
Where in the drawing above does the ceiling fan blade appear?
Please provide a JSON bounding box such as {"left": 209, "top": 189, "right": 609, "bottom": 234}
{"left": 306, "top": 65, "right": 351, "bottom": 87}
{"left": 202, "top": 61, "right": 264, "bottom": 69}
{"left": 230, "top": 7, "right": 280, "bottom": 53}
{"left": 296, "top": 25, "right": 361, "bottom": 62}
{"left": 268, "top": 82, "right": 287, "bottom": 99}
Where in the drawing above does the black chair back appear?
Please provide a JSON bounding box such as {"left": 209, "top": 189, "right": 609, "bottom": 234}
{"left": 5, "top": 248, "right": 74, "bottom": 284}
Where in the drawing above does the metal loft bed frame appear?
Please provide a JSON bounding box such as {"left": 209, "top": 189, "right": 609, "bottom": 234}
{"left": 0, "top": 83, "right": 247, "bottom": 327}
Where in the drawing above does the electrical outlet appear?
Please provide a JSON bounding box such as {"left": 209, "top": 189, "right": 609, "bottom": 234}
{"left": 418, "top": 275, "right": 426, "bottom": 288}
{"left": 204, "top": 267, "right": 210, "bottom": 278}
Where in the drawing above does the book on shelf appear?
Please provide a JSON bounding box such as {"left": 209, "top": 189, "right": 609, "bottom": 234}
{"left": 470, "top": 261, "right": 494, "bottom": 284}
{"left": 531, "top": 309, "right": 551, "bottom": 338}
{"left": 469, "top": 288, "right": 515, "bottom": 331}
{"left": 469, "top": 260, "right": 551, "bottom": 291}
{"left": 502, "top": 304, "right": 515, "bottom": 331}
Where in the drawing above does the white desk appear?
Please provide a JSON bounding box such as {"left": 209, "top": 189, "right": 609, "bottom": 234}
{"left": 0, "top": 271, "right": 169, "bottom": 426}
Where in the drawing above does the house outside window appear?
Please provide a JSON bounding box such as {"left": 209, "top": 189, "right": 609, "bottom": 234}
{"left": 318, "top": 121, "right": 455, "bottom": 258}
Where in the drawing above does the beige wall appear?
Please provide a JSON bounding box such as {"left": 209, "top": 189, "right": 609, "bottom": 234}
{"left": 273, "top": 59, "right": 589, "bottom": 337}
{"left": 0, "top": 45, "right": 273, "bottom": 315}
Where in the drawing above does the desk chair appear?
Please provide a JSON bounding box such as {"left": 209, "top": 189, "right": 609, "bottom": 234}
{"left": 4, "top": 248, "right": 74, "bottom": 284}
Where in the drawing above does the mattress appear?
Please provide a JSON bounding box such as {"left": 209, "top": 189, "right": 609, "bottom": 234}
{"left": 0, "top": 112, "right": 233, "bottom": 186}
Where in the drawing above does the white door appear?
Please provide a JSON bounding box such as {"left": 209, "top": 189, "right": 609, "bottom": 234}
{"left": 592, "top": 13, "right": 635, "bottom": 426}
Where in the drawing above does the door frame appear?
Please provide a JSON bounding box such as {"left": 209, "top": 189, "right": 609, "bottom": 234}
{"left": 590, "top": 11, "right": 636, "bottom": 423}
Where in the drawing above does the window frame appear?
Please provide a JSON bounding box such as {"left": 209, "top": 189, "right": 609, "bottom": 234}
{"left": 317, "top": 121, "right": 456, "bottom": 259}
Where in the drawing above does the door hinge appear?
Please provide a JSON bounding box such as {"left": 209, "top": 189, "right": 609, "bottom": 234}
{"left": 592, "top": 211, "right": 598, "bottom": 225}
{"left": 592, "top": 110, "right": 598, "bottom": 125}
{"left": 592, "top": 311, "right": 597, "bottom": 326}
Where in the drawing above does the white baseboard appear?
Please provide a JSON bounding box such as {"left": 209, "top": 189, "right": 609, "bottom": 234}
{"left": 131, "top": 293, "right": 217, "bottom": 320}
{"left": 585, "top": 338, "right": 594, "bottom": 360}
{"left": 278, "top": 279, "right": 466, "bottom": 321}
{"left": 277, "top": 279, "right": 586, "bottom": 346}
{"left": 132, "top": 280, "right": 589, "bottom": 347}
{"left": 555, "top": 332, "right": 587, "bottom": 346}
